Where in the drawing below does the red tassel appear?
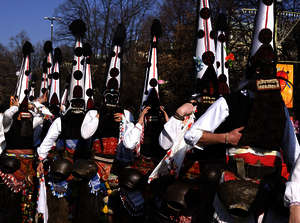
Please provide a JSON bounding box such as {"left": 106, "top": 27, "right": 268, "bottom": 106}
{"left": 50, "top": 93, "right": 59, "bottom": 105}
{"left": 87, "top": 98, "right": 94, "bottom": 109}
{"left": 218, "top": 82, "right": 230, "bottom": 95}
{"left": 73, "top": 86, "right": 83, "bottom": 98}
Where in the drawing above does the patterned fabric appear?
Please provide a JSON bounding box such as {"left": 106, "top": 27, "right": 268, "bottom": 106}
{"left": 148, "top": 115, "right": 194, "bottom": 183}
{"left": 120, "top": 189, "right": 144, "bottom": 216}
{"left": 178, "top": 216, "right": 192, "bottom": 223}
{"left": 132, "top": 155, "right": 155, "bottom": 176}
{"left": 118, "top": 114, "right": 126, "bottom": 143}
{"left": 0, "top": 169, "right": 25, "bottom": 193}
{"left": 116, "top": 142, "right": 135, "bottom": 164}
{"left": 64, "top": 139, "right": 79, "bottom": 155}
{"left": 0, "top": 154, "right": 36, "bottom": 223}
{"left": 88, "top": 173, "right": 102, "bottom": 195}
{"left": 93, "top": 137, "right": 118, "bottom": 155}
{"left": 0, "top": 155, "right": 35, "bottom": 193}
{"left": 95, "top": 160, "right": 113, "bottom": 181}
{"left": 135, "top": 125, "right": 144, "bottom": 157}
{"left": 107, "top": 173, "right": 119, "bottom": 189}
{"left": 48, "top": 180, "right": 69, "bottom": 198}
{"left": 181, "top": 160, "right": 201, "bottom": 181}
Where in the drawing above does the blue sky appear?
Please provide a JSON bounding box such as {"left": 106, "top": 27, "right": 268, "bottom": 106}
{"left": 0, "top": 0, "right": 64, "bottom": 48}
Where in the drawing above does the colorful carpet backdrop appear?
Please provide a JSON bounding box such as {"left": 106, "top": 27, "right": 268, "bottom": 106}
{"left": 277, "top": 64, "right": 294, "bottom": 108}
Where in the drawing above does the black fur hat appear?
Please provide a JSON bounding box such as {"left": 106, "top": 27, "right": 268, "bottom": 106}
{"left": 42, "top": 57, "right": 48, "bottom": 73}
{"left": 43, "top": 40, "right": 53, "bottom": 54}
{"left": 22, "top": 41, "right": 34, "bottom": 56}
{"left": 112, "top": 23, "right": 126, "bottom": 46}
{"left": 216, "top": 13, "right": 228, "bottom": 31}
{"left": 83, "top": 43, "right": 92, "bottom": 57}
{"left": 69, "top": 19, "right": 87, "bottom": 37}
{"left": 151, "top": 19, "right": 162, "bottom": 38}
{"left": 53, "top": 47, "right": 62, "bottom": 64}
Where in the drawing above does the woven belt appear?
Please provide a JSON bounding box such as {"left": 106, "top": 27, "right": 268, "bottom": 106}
{"left": 5, "top": 153, "right": 35, "bottom": 159}
{"left": 93, "top": 155, "right": 114, "bottom": 164}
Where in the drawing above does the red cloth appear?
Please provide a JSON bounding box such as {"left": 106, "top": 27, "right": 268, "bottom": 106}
{"left": 131, "top": 156, "right": 155, "bottom": 176}
{"left": 95, "top": 161, "right": 112, "bottom": 181}
{"left": 93, "top": 137, "right": 118, "bottom": 155}
{"left": 228, "top": 152, "right": 279, "bottom": 167}
{"left": 225, "top": 149, "right": 284, "bottom": 183}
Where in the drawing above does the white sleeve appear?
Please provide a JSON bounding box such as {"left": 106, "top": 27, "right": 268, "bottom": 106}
{"left": 124, "top": 109, "right": 135, "bottom": 123}
{"left": 33, "top": 116, "right": 44, "bottom": 129}
{"left": 123, "top": 123, "right": 143, "bottom": 150}
{"left": 281, "top": 106, "right": 300, "bottom": 168}
{"left": 37, "top": 118, "right": 61, "bottom": 159}
{"left": 81, "top": 110, "right": 99, "bottom": 139}
{"left": 3, "top": 106, "right": 19, "bottom": 132}
{"left": 184, "top": 97, "right": 229, "bottom": 147}
{"left": 285, "top": 154, "right": 300, "bottom": 206}
{"left": 159, "top": 117, "right": 183, "bottom": 150}
{"left": 0, "top": 114, "right": 5, "bottom": 144}
{"left": 0, "top": 114, "right": 5, "bottom": 154}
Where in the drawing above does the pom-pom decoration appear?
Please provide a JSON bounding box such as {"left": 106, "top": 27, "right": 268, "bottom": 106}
{"left": 244, "top": 0, "right": 276, "bottom": 81}
{"left": 141, "top": 19, "right": 162, "bottom": 110}
{"left": 15, "top": 41, "right": 34, "bottom": 108}
{"left": 69, "top": 19, "right": 87, "bottom": 38}
{"left": 67, "top": 19, "right": 87, "bottom": 111}
{"left": 48, "top": 47, "right": 62, "bottom": 112}
{"left": 104, "top": 23, "right": 126, "bottom": 106}
{"left": 113, "top": 24, "right": 126, "bottom": 46}
{"left": 83, "top": 42, "right": 94, "bottom": 110}
{"left": 195, "top": 0, "right": 216, "bottom": 81}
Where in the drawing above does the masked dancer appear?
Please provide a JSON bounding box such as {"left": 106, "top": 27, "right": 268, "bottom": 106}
{"left": 184, "top": 1, "right": 300, "bottom": 222}
{"left": 37, "top": 19, "right": 99, "bottom": 223}
{"left": 0, "top": 41, "right": 44, "bottom": 223}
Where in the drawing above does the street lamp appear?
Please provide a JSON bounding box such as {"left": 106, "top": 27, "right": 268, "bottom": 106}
{"left": 44, "top": 16, "right": 62, "bottom": 43}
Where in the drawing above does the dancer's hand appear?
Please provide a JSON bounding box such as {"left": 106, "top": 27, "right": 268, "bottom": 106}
{"left": 138, "top": 106, "right": 151, "bottom": 125}
{"left": 176, "top": 100, "right": 196, "bottom": 117}
{"left": 160, "top": 106, "right": 169, "bottom": 122}
{"left": 227, "top": 126, "right": 244, "bottom": 146}
{"left": 10, "top": 96, "right": 19, "bottom": 107}
{"left": 289, "top": 205, "right": 300, "bottom": 223}
{"left": 37, "top": 161, "right": 44, "bottom": 177}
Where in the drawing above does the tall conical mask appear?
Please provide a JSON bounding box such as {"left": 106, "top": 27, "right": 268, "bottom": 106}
{"left": 15, "top": 41, "right": 34, "bottom": 111}
{"left": 195, "top": 0, "right": 216, "bottom": 78}
{"left": 40, "top": 58, "right": 49, "bottom": 97}
{"left": 29, "top": 74, "right": 37, "bottom": 102}
{"left": 68, "top": 19, "right": 87, "bottom": 113}
{"left": 215, "top": 12, "right": 230, "bottom": 95}
{"left": 44, "top": 41, "right": 54, "bottom": 93}
{"left": 245, "top": 0, "right": 277, "bottom": 83}
{"left": 83, "top": 43, "right": 94, "bottom": 110}
{"left": 194, "top": 0, "right": 218, "bottom": 109}
{"left": 103, "top": 23, "right": 126, "bottom": 107}
{"left": 60, "top": 74, "right": 71, "bottom": 114}
{"left": 237, "top": 0, "right": 284, "bottom": 149}
{"left": 141, "top": 19, "right": 162, "bottom": 111}
{"left": 49, "top": 47, "right": 62, "bottom": 116}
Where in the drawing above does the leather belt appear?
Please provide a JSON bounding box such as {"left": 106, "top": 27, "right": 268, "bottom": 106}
{"left": 228, "top": 157, "right": 281, "bottom": 180}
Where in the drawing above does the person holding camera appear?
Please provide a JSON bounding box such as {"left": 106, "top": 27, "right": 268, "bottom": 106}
{"left": 123, "top": 104, "right": 169, "bottom": 176}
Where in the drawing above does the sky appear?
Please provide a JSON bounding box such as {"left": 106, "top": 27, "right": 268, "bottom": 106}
{"left": 0, "top": 0, "right": 64, "bottom": 48}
